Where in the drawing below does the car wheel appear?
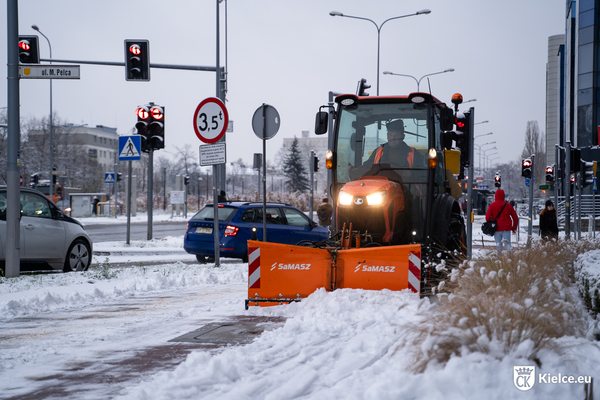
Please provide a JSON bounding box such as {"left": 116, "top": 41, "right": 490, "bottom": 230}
{"left": 63, "top": 239, "right": 91, "bottom": 272}
{"left": 196, "top": 255, "right": 207, "bottom": 264}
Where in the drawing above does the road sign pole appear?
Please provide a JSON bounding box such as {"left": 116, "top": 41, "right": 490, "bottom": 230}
{"left": 213, "top": 164, "right": 220, "bottom": 267}
{"left": 527, "top": 154, "right": 534, "bottom": 247}
{"left": 126, "top": 160, "right": 132, "bottom": 245}
{"left": 114, "top": 162, "right": 118, "bottom": 218}
{"left": 262, "top": 104, "right": 267, "bottom": 242}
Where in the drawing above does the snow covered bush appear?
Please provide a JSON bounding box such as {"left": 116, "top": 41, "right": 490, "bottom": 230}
{"left": 408, "top": 238, "right": 600, "bottom": 372}
{"left": 574, "top": 248, "right": 600, "bottom": 317}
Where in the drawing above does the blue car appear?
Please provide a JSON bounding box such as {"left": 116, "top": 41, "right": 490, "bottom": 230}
{"left": 184, "top": 202, "right": 329, "bottom": 263}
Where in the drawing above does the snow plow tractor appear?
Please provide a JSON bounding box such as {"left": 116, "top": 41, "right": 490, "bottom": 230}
{"left": 246, "top": 88, "right": 468, "bottom": 308}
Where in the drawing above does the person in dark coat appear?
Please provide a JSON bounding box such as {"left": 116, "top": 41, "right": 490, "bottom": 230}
{"left": 218, "top": 190, "right": 228, "bottom": 203}
{"left": 317, "top": 198, "right": 333, "bottom": 226}
{"left": 485, "top": 189, "right": 519, "bottom": 253}
{"left": 539, "top": 200, "right": 559, "bottom": 241}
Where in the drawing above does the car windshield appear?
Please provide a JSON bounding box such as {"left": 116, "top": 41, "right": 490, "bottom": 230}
{"left": 191, "top": 205, "right": 236, "bottom": 221}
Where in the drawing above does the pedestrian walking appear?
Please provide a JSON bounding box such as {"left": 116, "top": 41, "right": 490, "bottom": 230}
{"left": 539, "top": 200, "right": 559, "bottom": 241}
{"left": 485, "top": 189, "right": 519, "bottom": 253}
{"left": 317, "top": 198, "right": 333, "bottom": 227}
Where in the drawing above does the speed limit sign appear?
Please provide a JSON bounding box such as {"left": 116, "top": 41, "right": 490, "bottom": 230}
{"left": 193, "top": 97, "right": 229, "bottom": 144}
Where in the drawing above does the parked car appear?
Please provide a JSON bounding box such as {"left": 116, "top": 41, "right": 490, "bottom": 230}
{"left": 184, "top": 202, "right": 328, "bottom": 263}
{"left": 0, "top": 186, "right": 93, "bottom": 273}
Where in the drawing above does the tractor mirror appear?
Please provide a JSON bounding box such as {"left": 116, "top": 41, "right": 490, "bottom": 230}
{"left": 440, "top": 107, "right": 454, "bottom": 131}
{"left": 315, "top": 111, "right": 328, "bottom": 135}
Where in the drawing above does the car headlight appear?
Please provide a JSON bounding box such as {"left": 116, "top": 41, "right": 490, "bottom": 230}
{"left": 338, "top": 191, "right": 353, "bottom": 206}
{"left": 366, "top": 191, "right": 386, "bottom": 205}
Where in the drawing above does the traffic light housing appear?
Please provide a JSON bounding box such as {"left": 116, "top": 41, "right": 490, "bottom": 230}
{"left": 357, "top": 78, "right": 370, "bottom": 96}
{"left": 117, "top": 173, "right": 123, "bottom": 182}
{"left": 18, "top": 35, "right": 40, "bottom": 64}
{"left": 135, "top": 105, "right": 151, "bottom": 152}
{"left": 30, "top": 173, "right": 39, "bottom": 186}
{"left": 184, "top": 175, "right": 190, "bottom": 186}
{"left": 124, "top": 40, "right": 150, "bottom": 81}
{"left": 521, "top": 158, "right": 532, "bottom": 178}
{"left": 454, "top": 110, "right": 471, "bottom": 175}
{"left": 494, "top": 174, "right": 501, "bottom": 188}
{"left": 52, "top": 167, "right": 57, "bottom": 186}
{"left": 313, "top": 155, "right": 319, "bottom": 172}
{"left": 581, "top": 159, "right": 594, "bottom": 188}
{"left": 545, "top": 165, "right": 555, "bottom": 184}
{"left": 149, "top": 105, "right": 165, "bottom": 150}
{"left": 570, "top": 148, "right": 581, "bottom": 173}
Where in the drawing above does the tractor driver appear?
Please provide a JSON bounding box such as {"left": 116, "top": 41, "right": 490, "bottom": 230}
{"left": 349, "top": 119, "right": 426, "bottom": 180}
{"left": 368, "top": 119, "right": 426, "bottom": 169}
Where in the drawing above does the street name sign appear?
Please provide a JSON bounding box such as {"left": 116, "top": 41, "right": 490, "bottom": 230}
{"left": 118, "top": 135, "right": 142, "bottom": 161}
{"left": 199, "top": 143, "right": 226, "bottom": 166}
{"left": 19, "top": 65, "right": 80, "bottom": 79}
{"left": 193, "top": 97, "right": 229, "bottom": 144}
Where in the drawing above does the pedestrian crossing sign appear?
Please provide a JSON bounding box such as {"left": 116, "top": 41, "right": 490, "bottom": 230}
{"left": 104, "top": 173, "right": 115, "bottom": 183}
{"left": 119, "top": 135, "right": 142, "bottom": 161}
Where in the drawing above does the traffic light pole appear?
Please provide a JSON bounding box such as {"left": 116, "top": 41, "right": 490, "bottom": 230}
{"left": 147, "top": 150, "right": 153, "bottom": 240}
{"left": 565, "top": 142, "right": 571, "bottom": 239}
{"left": 309, "top": 150, "right": 315, "bottom": 221}
{"left": 527, "top": 154, "right": 534, "bottom": 247}
{"left": 466, "top": 108, "right": 474, "bottom": 258}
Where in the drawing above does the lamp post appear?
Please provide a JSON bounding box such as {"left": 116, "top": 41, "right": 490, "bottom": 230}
{"left": 383, "top": 68, "right": 454, "bottom": 91}
{"left": 32, "top": 25, "right": 54, "bottom": 197}
{"left": 485, "top": 152, "right": 499, "bottom": 179}
{"left": 475, "top": 141, "right": 495, "bottom": 177}
{"left": 329, "top": 9, "right": 431, "bottom": 95}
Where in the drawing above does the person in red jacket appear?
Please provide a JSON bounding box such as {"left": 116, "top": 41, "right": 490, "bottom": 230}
{"left": 485, "top": 189, "right": 519, "bottom": 253}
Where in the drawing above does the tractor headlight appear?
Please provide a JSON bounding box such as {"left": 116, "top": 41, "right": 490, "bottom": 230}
{"left": 366, "top": 191, "right": 386, "bottom": 205}
{"left": 339, "top": 191, "right": 353, "bottom": 205}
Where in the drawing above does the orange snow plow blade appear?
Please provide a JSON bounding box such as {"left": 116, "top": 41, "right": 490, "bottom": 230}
{"left": 245, "top": 240, "right": 421, "bottom": 308}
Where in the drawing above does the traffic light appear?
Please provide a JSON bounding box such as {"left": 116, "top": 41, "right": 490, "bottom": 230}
{"left": 494, "top": 174, "right": 501, "bottom": 188}
{"left": 581, "top": 159, "right": 594, "bottom": 188}
{"left": 184, "top": 175, "right": 190, "bottom": 186}
{"left": 117, "top": 173, "right": 123, "bottom": 182}
{"left": 124, "top": 40, "right": 150, "bottom": 81}
{"left": 545, "top": 165, "right": 555, "bottom": 184}
{"left": 571, "top": 148, "right": 581, "bottom": 173}
{"left": 18, "top": 35, "right": 40, "bottom": 64}
{"left": 52, "top": 167, "right": 57, "bottom": 186}
{"left": 30, "top": 173, "right": 39, "bottom": 187}
{"left": 357, "top": 78, "right": 370, "bottom": 96}
{"left": 149, "top": 105, "right": 165, "bottom": 150}
{"left": 521, "top": 158, "right": 532, "bottom": 178}
{"left": 454, "top": 110, "right": 471, "bottom": 172}
{"left": 313, "top": 155, "right": 319, "bottom": 172}
{"left": 135, "top": 105, "right": 151, "bottom": 152}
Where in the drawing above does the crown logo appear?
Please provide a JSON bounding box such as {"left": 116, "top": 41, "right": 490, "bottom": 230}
{"left": 516, "top": 367, "right": 533, "bottom": 375}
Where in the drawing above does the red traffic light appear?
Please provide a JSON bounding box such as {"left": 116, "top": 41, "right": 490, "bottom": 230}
{"left": 545, "top": 166, "right": 554, "bottom": 174}
{"left": 18, "top": 40, "right": 30, "bottom": 51}
{"left": 494, "top": 175, "right": 500, "bottom": 182}
{"left": 150, "top": 106, "right": 164, "bottom": 120}
{"left": 129, "top": 44, "right": 142, "bottom": 56}
{"left": 136, "top": 107, "right": 149, "bottom": 119}
{"left": 523, "top": 159, "right": 532, "bottom": 168}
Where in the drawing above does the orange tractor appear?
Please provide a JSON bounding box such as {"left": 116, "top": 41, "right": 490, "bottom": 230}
{"left": 246, "top": 88, "right": 468, "bottom": 308}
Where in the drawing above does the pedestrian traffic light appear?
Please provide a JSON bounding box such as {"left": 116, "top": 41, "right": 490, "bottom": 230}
{"left": 124, "top": 40, "right": 150, "bottom": 81}
{"left": 135, "top": 105, "right": 151, "bottom": 152}
{"left": 545, "top": 165, "right": 555, "bottom": 184}
{"left": 581, "top": 159, "right": 594, "bottom": 188}
{"left": 18, "top": 35, "right": 40, "bottom": 64}
{"left": 357, "top": 78, "right": 370, "bottom": 96}
{"left": 184, "top": 175, "right": 190, "bottom": 186}
{"left": 454, "top": 110, "right": 471, "bottom": 170}
{"left": 494, "top": 174, "right": 501, "bottom": 188}
{"left": 149, "top": 105, "right": 165, "bottom": 150}
{"left": 521, "top": 158, "right": 532, "bottom": 178}
{"left": 117, "top": 173, "right": 123, "bottom": 182}
{"left": 313, "top": 155, "right": 319, "bottom": 172}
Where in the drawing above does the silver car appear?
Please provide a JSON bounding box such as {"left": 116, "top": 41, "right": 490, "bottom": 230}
{"left": 0, "top": 186, "right": 93, "bottom": 272}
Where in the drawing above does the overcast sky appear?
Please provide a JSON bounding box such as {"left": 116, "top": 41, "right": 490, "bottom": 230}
{"left": 2, "top": 0, "right": 565, "bottom": 172}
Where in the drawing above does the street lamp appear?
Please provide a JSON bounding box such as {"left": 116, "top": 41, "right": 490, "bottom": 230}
{"left": 32, "top": 24, "right": 54, "bottom": 197}
{"left": 475, "top": 132, "right": 493, "bottom": 139}
{"left": 475, "top": 120, "right": 489, "bottom": 125}
{"left": 477, "top": 143, "right": 496, "bottom": 177}
{"left": 383, "top": 68, "right": 454, "bottom": 91}
{"left": 329, "top": 9, "right": 431, "bottom": 95}
{"left": 463, "top": 98, "right": 477, "bottom": 104}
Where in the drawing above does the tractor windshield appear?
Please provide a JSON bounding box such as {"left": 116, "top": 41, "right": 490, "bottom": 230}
{"left": 335, "top": 101, "right": 433, "bottom": 184}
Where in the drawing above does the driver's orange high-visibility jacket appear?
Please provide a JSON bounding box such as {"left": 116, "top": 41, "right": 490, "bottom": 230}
{"left": 373, "top": 146, "right": 415, "bottom": 168}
